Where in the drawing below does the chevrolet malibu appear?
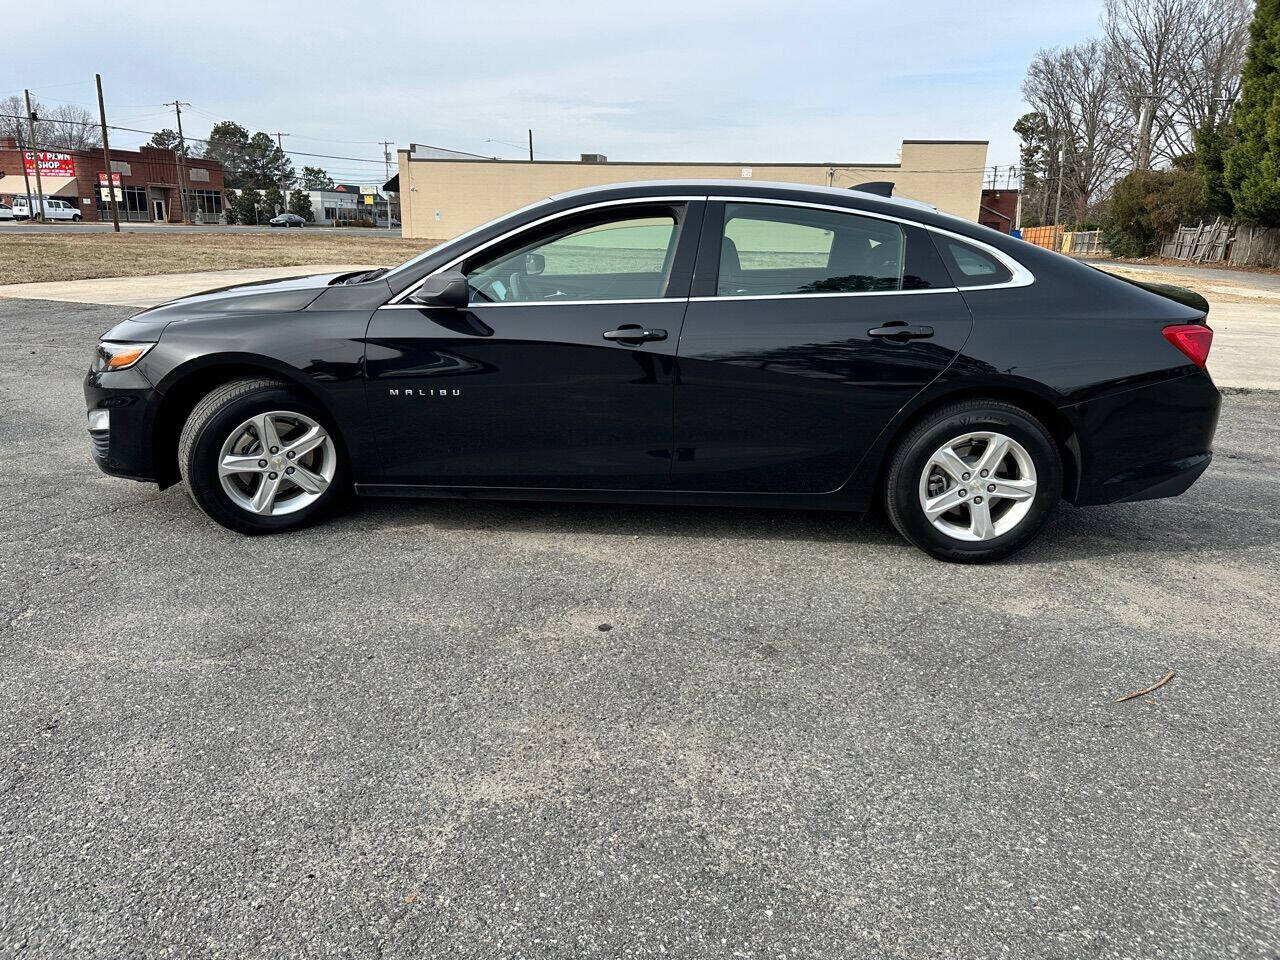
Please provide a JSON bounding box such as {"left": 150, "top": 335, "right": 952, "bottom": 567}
{"left": 84, "top": 180, "right": 1219, "bottom": 562}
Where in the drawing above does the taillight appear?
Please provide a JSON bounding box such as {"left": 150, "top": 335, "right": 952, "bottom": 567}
{"left": 1163, "top": 323, "right": 1213, "bottom": 368}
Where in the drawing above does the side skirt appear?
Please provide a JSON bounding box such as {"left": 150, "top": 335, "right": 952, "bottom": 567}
{"left": 353, "top": 483, "right": 866, "bottom": 512}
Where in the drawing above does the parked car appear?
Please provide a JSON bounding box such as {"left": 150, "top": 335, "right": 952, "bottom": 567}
{"left": 83, "top": 180, "right": 1219, "bottom": 561}
{"left": 11, "top": 196, "right": 82, "bottom": 221}
{"left": 268, "top": 213, "right": 306, "bottom": 228}
{"left": 0, "top": 201, "right": 13, "bottom": 221}
{"left": 12, "top": 196, "right": 79, "bottom": 221}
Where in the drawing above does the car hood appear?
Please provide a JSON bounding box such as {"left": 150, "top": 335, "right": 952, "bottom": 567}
{"left": 106, "top": 270, "right": 368, "bottom": 341}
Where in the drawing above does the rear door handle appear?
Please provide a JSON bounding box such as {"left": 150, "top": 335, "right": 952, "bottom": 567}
{"left": 603, "top": 326, "right": 667, "bottom": 342}
{"left": 867, "top": 323, "right": 934, "bottom": 340}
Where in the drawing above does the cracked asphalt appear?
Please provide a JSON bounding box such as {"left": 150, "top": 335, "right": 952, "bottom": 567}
{"left": 1, "top": 297, "right": 1278, "bottom": 959}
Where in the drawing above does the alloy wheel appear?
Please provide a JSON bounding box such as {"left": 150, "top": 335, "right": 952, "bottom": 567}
{"left": 217, "top": 411, "right": 336, "bottom": 516}
{"left": 917, "top": 431, "right": 1038, "bottom": 542}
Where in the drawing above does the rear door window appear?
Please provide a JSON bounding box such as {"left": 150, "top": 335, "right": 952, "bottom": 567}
{"left": 716, "top": 203, "right": 907, "bottom": 296}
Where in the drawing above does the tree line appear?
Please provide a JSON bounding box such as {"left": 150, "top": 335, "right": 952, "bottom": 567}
{"left": 144, "top": 122, "right": 338, "bottom": 223}
{"left": 1015, "top": 0, "right": 1271, "bottom": 254}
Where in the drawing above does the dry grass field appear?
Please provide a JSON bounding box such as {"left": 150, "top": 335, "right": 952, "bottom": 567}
{"left": 0, "top": 232, "right": 441, "bottom": 284}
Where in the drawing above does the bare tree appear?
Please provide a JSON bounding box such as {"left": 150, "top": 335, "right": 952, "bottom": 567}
{"left": 1023, "top": 40, "right": 1131, "bottom": 219}
{"left": 1167, "top": 0, "right": 1252, "bottom": 148}
{"left": 1103, "top": 0, "right": 1252, "bottom": 165}
{"left": 39, "top": 104, "right": 101, "bottom": 151}
{"left": 0, "top": 94, "right": 29, "bottom": 144}
{"left": 0, "top": 97, "right": 101, "bottom": 151}
{"left": 1102, "top": 0, "right": 1193, "bottom": 169}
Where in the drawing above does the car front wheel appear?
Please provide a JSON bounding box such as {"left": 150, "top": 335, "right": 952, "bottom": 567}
{"left": 884, "top": 400, "right": 1062, "bottom": 563}
{"left": 178, "top": 378, "right": 348, "bottom": 534}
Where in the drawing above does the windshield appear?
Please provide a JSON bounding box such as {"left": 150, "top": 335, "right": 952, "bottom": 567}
{"left": 380, "top": 195, "right": 555, "bottom": 283}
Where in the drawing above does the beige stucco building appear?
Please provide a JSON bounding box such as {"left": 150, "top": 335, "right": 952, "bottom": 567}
{"left": 397, "top": 139, "right": 989, "bottom": 240}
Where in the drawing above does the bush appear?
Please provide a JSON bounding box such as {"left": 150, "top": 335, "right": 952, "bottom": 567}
{"left": 1101, "top": 169, "right": 1206, "bottom": 258}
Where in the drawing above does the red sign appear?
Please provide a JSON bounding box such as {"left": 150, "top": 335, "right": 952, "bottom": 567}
{"left": 23, "top": 151, "right": 76, "bottom": 178}
{"left": 97, "top": 172, "right": 122, "bottom": 186}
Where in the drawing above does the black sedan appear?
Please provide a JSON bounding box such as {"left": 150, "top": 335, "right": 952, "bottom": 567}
{"left": 84, "top": 181, "right": 1219, "bottom": 561}
{"left": 268, "top": 213, "right": 306, "bottom": 227}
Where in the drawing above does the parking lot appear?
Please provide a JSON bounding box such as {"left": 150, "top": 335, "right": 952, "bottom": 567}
{"left": 2, "top": 296, "right": 1278, "bottom": 958}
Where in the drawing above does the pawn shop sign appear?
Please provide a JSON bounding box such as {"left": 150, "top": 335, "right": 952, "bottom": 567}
{"left": 97, "top": 172, "right": 122, "bottom": 187}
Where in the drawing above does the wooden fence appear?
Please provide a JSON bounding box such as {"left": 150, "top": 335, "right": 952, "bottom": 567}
{"left": 1065, "top": 230, "right": 1105, "bottom": 255}
{"left": 1159, "top": 221, "right": 1233, "bottom": 262}
{"left": 1018, "top": 225, "right": 1061, "bottom": 250}
{"left": 1227, "top": 225, "right": 1280, "bottom": 267}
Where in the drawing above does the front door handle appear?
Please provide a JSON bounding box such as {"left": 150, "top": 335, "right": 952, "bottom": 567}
{"left": 867, "top": 323, "right": 934, "bottom": 340}
{"left": 603, "top": 326, "right": 667, "bottom": 343}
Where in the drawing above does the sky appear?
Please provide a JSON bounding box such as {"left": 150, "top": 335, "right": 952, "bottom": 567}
{"left": 5, "top": 0, "right": 1104, "bottom": 187}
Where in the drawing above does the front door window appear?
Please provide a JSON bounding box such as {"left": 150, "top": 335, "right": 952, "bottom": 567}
{"left": 465, "top": 212, "right": 679, "bottom": 304}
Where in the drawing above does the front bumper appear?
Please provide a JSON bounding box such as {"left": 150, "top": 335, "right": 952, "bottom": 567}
{"left": 1068, "top": 369, "right": 1221, "bottom": 506}
{"left": 84, "top": 366, "right": 160, "bottom": 482}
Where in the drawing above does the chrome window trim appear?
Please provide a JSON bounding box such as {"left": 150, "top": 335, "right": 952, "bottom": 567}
{"left": 381, "top": 297, "right": 689, "bottom": 310}
{"left": 384, "top": 192, "right": 1034, "bottom": 308}
{"left": 689, "top": 287, "right": 958, "bottom": 302}
{"left": 388, "top": 196, "right": 702, "bottom": 305}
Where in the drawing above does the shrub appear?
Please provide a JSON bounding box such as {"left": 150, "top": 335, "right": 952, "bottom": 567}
{"left": 1101, "top": 169, "right": 1206, "bottom": 258}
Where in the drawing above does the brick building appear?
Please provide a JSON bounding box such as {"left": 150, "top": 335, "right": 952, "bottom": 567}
{"left": 0, "top": 138, "right": 226, "bottom": 223}
{"left": 979, "top": 188, "right": 1018, "bottom": 234}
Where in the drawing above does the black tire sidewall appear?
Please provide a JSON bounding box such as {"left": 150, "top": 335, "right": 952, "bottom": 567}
{"left": 186, "top": 387, "right": 346, "bottom": 534}
{"left": 889, "top": 405, "right": 1062, "bottom": 562}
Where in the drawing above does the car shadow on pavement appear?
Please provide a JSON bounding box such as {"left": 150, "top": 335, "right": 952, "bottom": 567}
{"left": 343, "top": 487, "right": 1278, "bottom": 563}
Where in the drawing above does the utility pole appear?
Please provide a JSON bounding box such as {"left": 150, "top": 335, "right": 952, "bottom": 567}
{"left": 96, "top": 74, "right": 121, "bottom": 233}
{"left": 273, "top": 132, "right": 289, "bottom": 215}
{"left": 381, "top": 140, "right": 394, "bottom": 230}
{"left": 1053, "top": 144, "right": 1066, "bottom": 248}
{"left": 24, "top": 90, "right": 45, "bottom": 223}
{"left": 15, "top": 127, "right": 35, "bottom": 221}
{"left": 528, "top": 129, "right": 534, "bottom": 162}
{"left": 164, "top": 100, "right": 191, "bottom": 222}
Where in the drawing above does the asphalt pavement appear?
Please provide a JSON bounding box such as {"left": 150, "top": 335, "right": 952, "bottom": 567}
{"left": 1, "top": 298, "right": 1277, "bottom": 959}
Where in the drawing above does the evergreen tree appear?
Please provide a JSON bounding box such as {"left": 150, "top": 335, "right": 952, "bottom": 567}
{"left": 1013, "top": 112, "right": 1052, "bottom": 227}
{"left": 1195, "top": 124, "right": 1235, "bottom": 216}
{"left": 222, "top": 190, "right": 239, "bottom": 225}
{"left": 233, "top": 188, "right": 261, "bottom": 225}
{"left": 261, "top": 183, "right": 285, "bottom": 217}
{"left": 300, "top": 166, "right": 333, "bottom": 190}
{"left": 288, "top": 189, "right": 314, "bottom": 222}
{"left": 205, "top": 122, "right": 251, "bottom": 188}
{"left": 1224, "top": 0, "right": 1280, "bottom": 224}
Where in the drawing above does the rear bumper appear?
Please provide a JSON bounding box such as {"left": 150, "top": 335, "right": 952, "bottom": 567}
{"left": 1069, "top": 370, "right": 1220, "bottom": 506}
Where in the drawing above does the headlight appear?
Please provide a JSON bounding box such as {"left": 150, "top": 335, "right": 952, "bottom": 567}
{"left": 92, "top": 341, "right": 153, "bottom": 372}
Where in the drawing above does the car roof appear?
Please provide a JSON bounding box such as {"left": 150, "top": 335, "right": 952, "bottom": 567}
{"left": 549, "top": 178, "right": 939, "bottom": 213}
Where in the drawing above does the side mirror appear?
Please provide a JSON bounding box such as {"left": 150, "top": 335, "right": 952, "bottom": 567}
{"left": 524, "top": 252, "right": 545, "bottom": 276}
{"left": 409, "top": 269, "right": 469, "bottom": 308}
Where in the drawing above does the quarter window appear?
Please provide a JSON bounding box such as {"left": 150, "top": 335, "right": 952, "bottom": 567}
{"left": 466, "top": 212, "right": 680, "bottom": 304}
{"left": 939, "top": 238, "right": 1012, "bottom": 287}
{"left": 717, "top": 203, "right": 906, "bottom": 296}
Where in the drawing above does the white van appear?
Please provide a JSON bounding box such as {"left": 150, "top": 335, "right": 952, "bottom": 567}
{"left": 11, "top": 197, "right": 82, "bottom": 221}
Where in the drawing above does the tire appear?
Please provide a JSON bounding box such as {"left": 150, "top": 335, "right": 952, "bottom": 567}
{"left": 884, "top": 400, "right": 1062, "bottom": 563}
{"left": 72, "top": 214, "right": 82, "bottom": 221}
{"left": 178, "top": 378, "right": 348, "bottom": 535}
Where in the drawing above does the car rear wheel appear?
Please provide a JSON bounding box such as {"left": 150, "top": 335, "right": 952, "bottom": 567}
{"left": 884, "top": 400, "right": 1062, "bottom": 563}
{"left": 178, "top": 378, "right": 348, "bottom": 534}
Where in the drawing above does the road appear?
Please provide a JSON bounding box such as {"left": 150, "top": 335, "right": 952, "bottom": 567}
{"left": 0, "top": 221, "right": 402, "bottom": 238}
{"left": 1086, "top": 256, "right": 1280, "bottom": 294}
{"left": 1, "top": 298, "right": 1277, "bottom": 959}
